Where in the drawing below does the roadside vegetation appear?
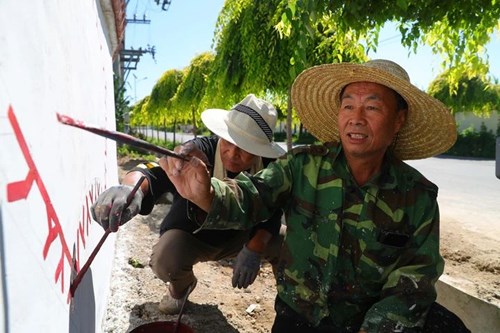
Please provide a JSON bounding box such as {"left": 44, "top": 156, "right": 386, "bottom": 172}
{"left": 119, "top": 122, "right": 500, "bottom": 160}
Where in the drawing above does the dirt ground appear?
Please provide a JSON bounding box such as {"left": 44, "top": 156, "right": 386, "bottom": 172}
{"left": 101, "top": 158, "right": 500, "bottom": 333}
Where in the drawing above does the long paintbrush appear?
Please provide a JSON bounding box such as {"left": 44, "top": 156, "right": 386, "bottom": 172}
{"left": 57, "top": 113, "right": 189, "bottom": 161}
{"left": 69, "top": 175, "right": 146, "bottom": 297}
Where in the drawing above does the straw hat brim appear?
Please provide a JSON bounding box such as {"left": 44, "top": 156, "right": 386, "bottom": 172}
{"left": 291, "top": 63, "right": 457, "bottom": 160}
{"left": 201, "top": 109, "right": 285, "bottom": 159}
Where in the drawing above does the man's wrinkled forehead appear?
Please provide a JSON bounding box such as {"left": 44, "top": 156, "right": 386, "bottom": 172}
{"left": 339, "top": 81, "right": 408, "bottom": 110}
{"left": 339, "top": 81, "right": 390, "bottom": 99}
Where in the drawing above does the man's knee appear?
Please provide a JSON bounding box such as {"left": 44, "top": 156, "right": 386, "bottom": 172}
{"left": 150, "top": 230, "right": 190, "bottom": 282}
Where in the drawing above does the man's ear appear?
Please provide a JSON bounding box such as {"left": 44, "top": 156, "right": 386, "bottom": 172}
{"left": 394, "top": 108, "right": 407, "bottom": 134}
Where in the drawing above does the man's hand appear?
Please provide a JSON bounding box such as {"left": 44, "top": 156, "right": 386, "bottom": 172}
{"left": 90, "top": 185, "right": 143, "bottom": 232}
{"left": 159, "top": 154, "right": 213, "bottom": 212}
{"left": 232, "top": 245, "right": 261, "bottom": 289}
{"left": 176, "top": 141, "right": 210, "bottom": 165}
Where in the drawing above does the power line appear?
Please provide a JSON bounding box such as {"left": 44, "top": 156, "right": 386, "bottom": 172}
{"left": 120, "top": 0, "right": 171, "bottom": 79}
{"left": 378, "top": 34, "right": 401, "bottom": 45}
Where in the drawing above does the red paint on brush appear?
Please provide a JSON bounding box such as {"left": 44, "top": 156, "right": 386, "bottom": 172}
{"left": 56, "top": 113, "right": 77, "bottom": 125}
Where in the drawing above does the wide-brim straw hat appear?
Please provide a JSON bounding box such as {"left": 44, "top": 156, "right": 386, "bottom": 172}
{"left": 201, "top": 94, "right": 286, "bottom": 158}
{"left": 291, "top": 59, "right": 457, "bottom": 160}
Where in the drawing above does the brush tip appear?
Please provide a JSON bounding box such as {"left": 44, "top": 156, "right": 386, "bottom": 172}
{"left": 57, "top": 113, "right": 75, "bottom": 125}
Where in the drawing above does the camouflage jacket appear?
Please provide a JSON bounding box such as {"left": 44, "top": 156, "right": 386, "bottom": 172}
{"left": 202, "top": 142, "right": 444, "bottom": 332}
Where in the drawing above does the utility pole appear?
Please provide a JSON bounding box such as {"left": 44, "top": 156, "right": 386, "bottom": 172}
{"left": 125, "top": 14, "right": 151, "bottom": 24}
{"left": 155, "top": 0, "right": 172, "bottom": 11}
{"left": 133, "top": 74, "right": 148, "bottom": 103}
{"left": 118, "top": 0, "right": 173, "bottom": 131}
{"left": 120, "top": 0, "right": 172, "bottom": 80}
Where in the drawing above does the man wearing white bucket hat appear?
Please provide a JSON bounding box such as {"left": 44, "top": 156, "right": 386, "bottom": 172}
{"left": 91, "top": 94, "right": 286, "bottom": 315}
{"left": 161, "top": 60, "right": 470, "bottom": 332}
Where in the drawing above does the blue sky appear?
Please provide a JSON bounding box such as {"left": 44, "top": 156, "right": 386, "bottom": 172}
{"left": 124, "top": 0, "right": 500, "bottom": 104}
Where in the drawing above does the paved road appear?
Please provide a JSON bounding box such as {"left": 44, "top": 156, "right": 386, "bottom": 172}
{"left": 407, "top": 157, "right": 500, "bottom": 241}
{"left": 141, "top": 129, "right": 500, "bottom": 241}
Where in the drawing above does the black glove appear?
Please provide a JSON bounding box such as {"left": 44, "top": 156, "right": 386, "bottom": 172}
{"left": 90, "top": 185, "right": 143, "bottom": 232}
{"left": 232, "top": 245, "right": 261, "bottom": 289}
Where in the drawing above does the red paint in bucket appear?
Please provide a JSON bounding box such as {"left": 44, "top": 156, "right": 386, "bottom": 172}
{"left": 129, "top": 321, "right": 194, "bottom": 333}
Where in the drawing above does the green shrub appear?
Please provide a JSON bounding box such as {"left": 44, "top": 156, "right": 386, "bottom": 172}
{"left": 445, "top": 123, "right": 496, "bottom": 159}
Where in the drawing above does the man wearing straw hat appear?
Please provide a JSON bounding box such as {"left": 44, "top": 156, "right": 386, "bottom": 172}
{"left": 91, "top": 94, "right": 286, "bottom": 315}
{"left": 161, "top": 60, "right": 470, "bottom": 332}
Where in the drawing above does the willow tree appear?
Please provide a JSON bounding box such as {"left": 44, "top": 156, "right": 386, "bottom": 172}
{"left": 171, "top": 52, "right": 215, "bottom": 137}
{"left": 144, "top": 69, "right": 184, "bottom": 141}
{"left": 129, "top": 95, "right": 151, "bottom": 135}
{"left": 429, "top": 74, "right": 500, "bottom": 116}
{"left": 206, "top": 0, "right": 297, "bottom": 149}
{"left": 206, "top": 0, "right": 295, "bottom": 107}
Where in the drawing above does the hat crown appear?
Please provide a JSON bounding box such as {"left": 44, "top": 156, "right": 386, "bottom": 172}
{"left": 225, "top": 94, "right": 278, "bottom": 142}
{"left": 364, "top": 59, "right": 411, "bottom": 83}
{"left": 200, "top": 93, "right": 286, "bottom": 158}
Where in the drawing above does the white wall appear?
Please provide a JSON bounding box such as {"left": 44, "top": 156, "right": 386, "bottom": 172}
{"left": 0, "top": 1, "right": 120, "bottom": 332}
{"left": 455, "top": 111, "right": 499, "bottom": 133}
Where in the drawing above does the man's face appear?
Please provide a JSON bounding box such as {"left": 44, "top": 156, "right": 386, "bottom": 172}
{"left": 219, "top": 138, "right": 258, "bottom": 173}
{"left": 338, "top": 81, "right": 406, "bottom": 160}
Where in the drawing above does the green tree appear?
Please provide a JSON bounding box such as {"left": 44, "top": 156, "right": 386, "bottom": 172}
{"left": 171, "top": 52, "right": 215, "bottom": 137}
{"left": 114, "top": 74, "right": 130, "bottom": 132}
{"left": 429, "top": 73, "right": 500, "bottom": 116}
{"left": 129, "top": 96, "right": 150, "bottom": 129}
{"left": 144, "top": 69, "right": 184, "bottom": 139}
{"left": 207, "top": 0, "right": 299, "bottom": 147}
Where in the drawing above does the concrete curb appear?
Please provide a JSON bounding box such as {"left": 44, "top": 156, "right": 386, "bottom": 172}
{"left": 437, "top": 275, "right": 500, "bottom": 333}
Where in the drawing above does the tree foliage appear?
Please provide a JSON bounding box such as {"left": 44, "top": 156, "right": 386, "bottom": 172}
{"left": 145, "top": 69, "right": 184, "bottom": 125}
{"left": 278, "top": 0, "right": 500, "bottom": 91}
{"left": 129, "top": 95, "right": 150, "bottom": 127}
{"left": 171, "top": 52, "right": 215, "bottom": 135}
{"left": 208, "top": 0, "right": 369, "bottom": 106}
{"left": 207, "top": 0, "right": 291, "bottom": 107}
{"left": 203, "top": 0, "right": 499, "bottom": 147}
{"left": 429, "top": 73, "right": 500, "bottom": 116}
{"left": 114, "top": 74, "right": 130, "bottom": 132}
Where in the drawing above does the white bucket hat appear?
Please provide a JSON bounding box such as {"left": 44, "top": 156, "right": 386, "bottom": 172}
{"left": 201, "top": 94, "right": 286, "bottom": 158}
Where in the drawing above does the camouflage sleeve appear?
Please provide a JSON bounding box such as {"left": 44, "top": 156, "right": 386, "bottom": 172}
{"left": 199, "top": 155, "right": 293, "bottom": 230}
{"left": 361, "top": 199, "right": 444, "bottom": 331}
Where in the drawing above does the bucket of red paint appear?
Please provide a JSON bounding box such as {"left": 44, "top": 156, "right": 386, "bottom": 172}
{"left": 129, "top": 321, "right": 194, "bottom": 333}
